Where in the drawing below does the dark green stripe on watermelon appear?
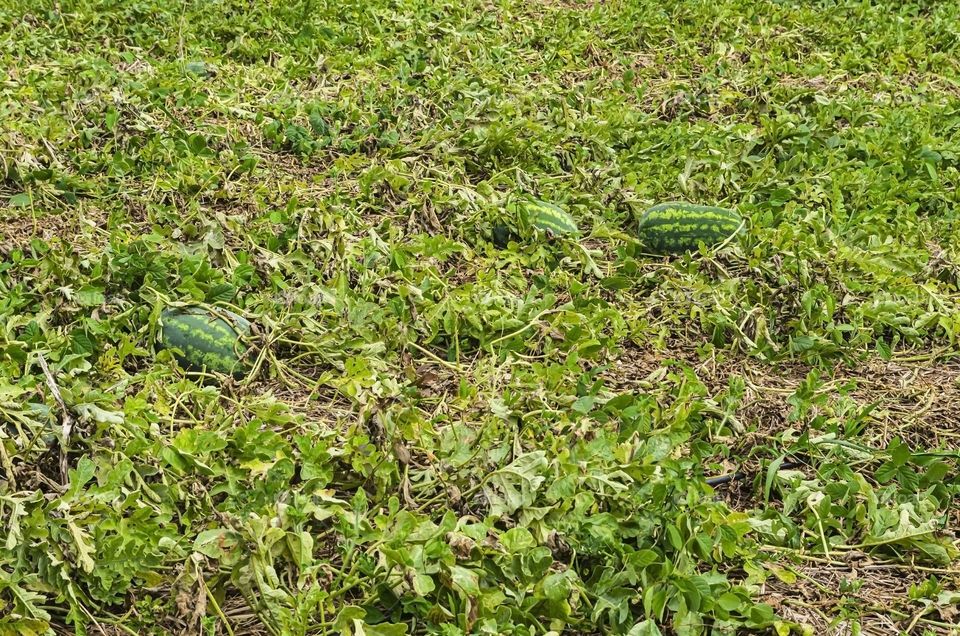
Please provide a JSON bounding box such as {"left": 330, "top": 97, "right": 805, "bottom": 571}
{"left": 524, "top": 199, "right": 579, "bottom": 235}
{"left": 160, "top": 307, "right": 252, "bottom": 378}
{"left": 638, "top": 202, "right": 743, "bottom": 255}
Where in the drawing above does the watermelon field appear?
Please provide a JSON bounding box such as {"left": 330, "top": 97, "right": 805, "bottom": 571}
{"left": 3, "top": 0, "right": 960, "bottom": 634}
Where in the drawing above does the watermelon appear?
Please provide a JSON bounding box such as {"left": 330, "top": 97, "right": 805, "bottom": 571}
{"left": 523, "top": 199, "right": 579, "bottom": 235}
{"left": 637, "top": 202, "right": 743, "bottom": 255}
{"left": 159, "top": 306, "right": 252, "bottom": 378}
{"left": 491, "top": 223, "right": 515, "bottom": 249}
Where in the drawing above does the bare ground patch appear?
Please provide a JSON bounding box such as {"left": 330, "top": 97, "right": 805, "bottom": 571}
{"left": 605, "top": 341, "right": 960, "bottom": 632}
{"left": 0, "top": 204, "right": 110, "bottom": 253}
{"left": 605, "top": 340, "right": 960, "bottom": 453}
{"left": 758, "top": 556, "right": 960, "bottom": 635}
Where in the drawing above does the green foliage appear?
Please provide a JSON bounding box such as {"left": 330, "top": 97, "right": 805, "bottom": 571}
{"left": 0, "top": 0, "right": 958, "bottom": 634}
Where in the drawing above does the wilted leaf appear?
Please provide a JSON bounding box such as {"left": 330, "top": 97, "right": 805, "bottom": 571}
{"left": 482, "top": 451, "right": 548, "bottom": 516}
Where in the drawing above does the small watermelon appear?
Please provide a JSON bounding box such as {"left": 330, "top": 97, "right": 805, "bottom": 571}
{"left": 159, "top": 306, "right": 252, "bottom": 378}
{"left": 491, "top": 223, "right": 515, "bottom": 248}
{"left": 523, "top": 199, "right": 579, "bottom": 235}
{"left": 637, "top": 202, "right": 743, "bottom": 255}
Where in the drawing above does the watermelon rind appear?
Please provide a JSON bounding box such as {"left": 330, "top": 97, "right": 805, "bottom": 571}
{"left": 524, "top": 199, "right": 579, "bottom": 236}
{"left": 159, "top": 306, "right": 252, "bottom": 378}
{"left": 637, "top": 202, "right": 743, "bottom": 255}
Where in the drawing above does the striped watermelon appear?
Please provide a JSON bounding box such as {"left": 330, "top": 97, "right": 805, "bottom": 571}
{"left": 637, "top": 202, "right": 743, "bottom": 255}
{"left": 159, "top": 306, "right": 252, "bottom": 378}
{"left": 523, "top": 199, "right": 579, "bottom": 235}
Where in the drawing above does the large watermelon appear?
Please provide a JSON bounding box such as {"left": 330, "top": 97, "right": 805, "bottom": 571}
{"left": 637, "top": 202, "right": 743, "bottom": 255}
{"left": 523, "top": 199, "right": 579, "bottom": 235}
{"left": 159, "top": 306, "right": 252, "bottom": 378}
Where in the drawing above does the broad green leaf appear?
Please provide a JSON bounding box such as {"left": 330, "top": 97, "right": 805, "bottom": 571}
{"left": 627, "top": 620, "right": 663, "bottom": 636}
{"left": 8, "top": 193, "right": 31, "bottom": 207}
{"left": 448, "top": 566, "right": 480, "bottom": 597}
{"left": 206, "top": 283, "right": 237, "bottom": 303}
{"left": 352, "top": 620, "right": 408, "bottom": 636}
{"left": 717, "top": 592, "right": 743, "bottom": 612}
{"left": 193, "top": 528, "right": 236, "bottom": 559}
{"left": 75, "top": 286, "right": 105, "bottom": 307}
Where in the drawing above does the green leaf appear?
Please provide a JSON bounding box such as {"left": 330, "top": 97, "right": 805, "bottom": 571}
{"left": 193, "top": 528, "right": 236, "bottom": 559}
{"left": 65, "top": 456, "right": 97, "bottom": 498}
{"left": 747, "top": 603, "right": 777, "bottom": 627}
{"left": 351, "top": 621, "right": 408, "bottom": 636}
{"left": 541, "top": 571, "right": 572, "bottom": 602}
{"left": 665, "top": 525, "right": 684, "bottom": 551}
{"left": 874, "top": 461, "right": 899, "bottom": 484}
{"left": 889, "top": 437, "right": 911, "bottom": 466}
{"left": 626, "top": 549, "right": 660, "bottom": 570}
{"left": 66, "top": 519, "right": 96, "bottom": 573}
{"left": 411, "top": 572, "right": 435, "bottom": 596}
{"left": 9, "top": 192, "right": 31, "bottom": 207}
{"left": 21, "top": 320, "right": 42, "bottom": 343}
{"left": 74, "top": 403, "right": 124, "bottom": 425}
{"left": 500, "top": 527, "right": 535, "bottom": 552}
{"left": 309, "top": 110, "right": 329, "bottom": 136}
{"left": 70, "top": 330, "right": 95, "bottom": 355}
{"left": 333, "top": 606, "right": 367, "bottom": 632}
{"left": 75, "top": 285, "right": 106, "bottom": 307}
{"left": 185, "top": 60, "right": 212, "bottom": 76}
{"left": 572, "top": 395, "right": 595, "bottom": 414}
{"left": 921, "top": 461, "right": 950, "bottom": 485}
{"left": 105, "top": 107, "right": 119, "bottom": 130}
{"left": 205, "top": 282, "right": 237, "bottom": 303}
{"left": 187, "top": 133, "right": 208, "bottom": 154}
{"left": 600, "top": 276, "right": 633, "bottom": 290}
{"left": 448, "top": 565, "right": 480, "bottom": 596}
{"left": 765, "top": 563, "right": 797, "bottom": 584}
{"left": 764, "top": 456, "right": 785, "bottom": 502}
{"left": 716, "top": 592, "right": 742, "bottom": 612}
{"left": 160, "top": 447, "right": 189, "bottom": 473}
{"left": 627, "top": 620, "right": 663, "bottom": 636}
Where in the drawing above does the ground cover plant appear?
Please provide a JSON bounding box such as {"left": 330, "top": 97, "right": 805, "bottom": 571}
{"left": 1, "top": 0, "right": 959, "bottom": 634}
